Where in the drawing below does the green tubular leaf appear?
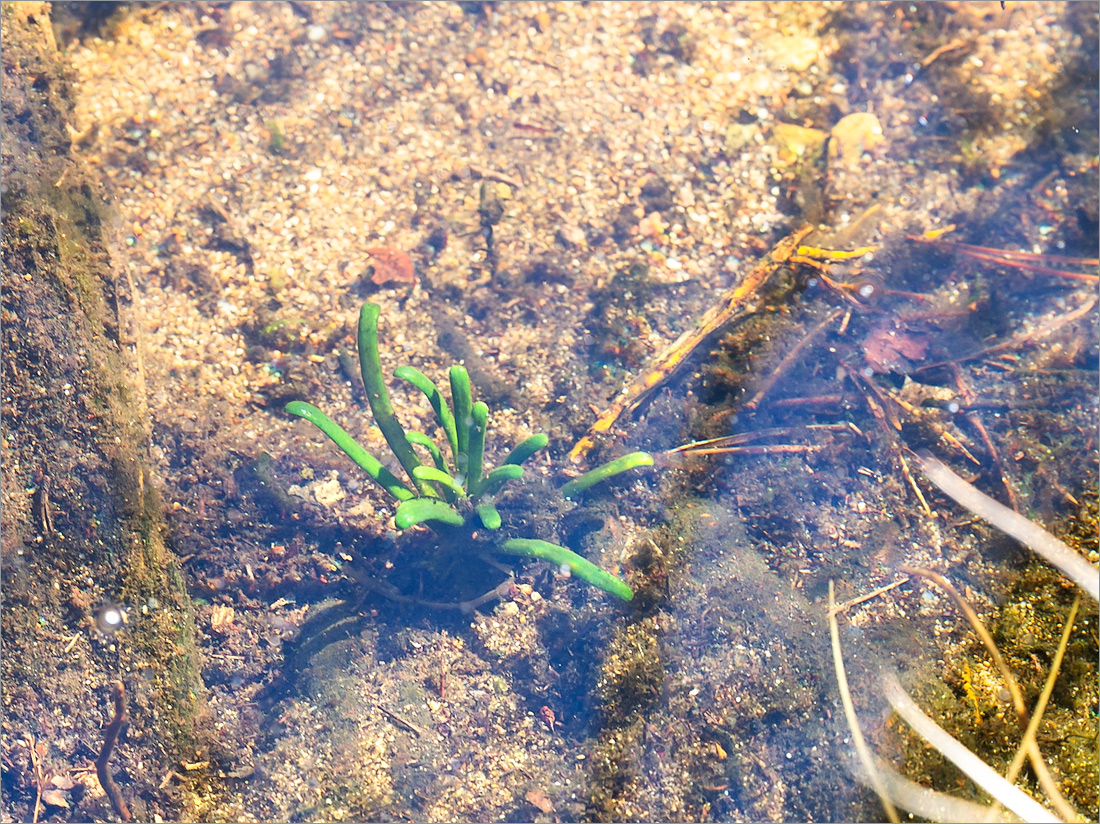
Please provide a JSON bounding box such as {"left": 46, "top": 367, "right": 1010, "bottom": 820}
{"left": 405, "top": 431, "right": 446, "bottom": 471}
{"left": 394, "top": 498, "right": 466, "bottom": 530}
{"left": 560, "top": 451, "right": 655, "bottom": 500}
{"left": 449, "top": 365, "right": 473, "bottom": 475}
{"left": 394, "top": 365, "right": 459, "bottom": 469}
{"left": 480, "top": 464, "right": 524, "bottom": 497}
{"left": 474, "top": 502, "right": 502, "bottom": 530}
{"left": 285, "top": 401, "right": 414, "bottom": 501}
{"left": 358, "top": 304, "right": 435, "bottom": 497}
{"left": 406, "top": 432, "right": 453, "bottom": 501}
{"left": 412, "top": 465, "right": 467, "bottom": 498}
{"left": 498, "top": 538, "right": 634, "bottom": 601}
{"left": 466, "top": 402, "right": 489, "bottom": 496}
{"left": 503, "top": 433, "right": 549, "bottom": 467}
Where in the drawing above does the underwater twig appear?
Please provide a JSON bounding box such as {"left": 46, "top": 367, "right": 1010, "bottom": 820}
{"left": 96, "top": 681, "right": 132, "bottom": 823}
{"left": 907, "top": 233, "right": 1100, "bottom": 283}
{"left": 570, "top": 224, "right": 814, "bottom": 462}
{"left": 964, "top": 410, "right": 1021, "bottom": 513}
{"left": 666, "top": 424, "right": 847, "bottom": 457}
{"left": 364, "top": 576, "right": 515, "bottom": 613}
{"left": 829, "top": 576, "right": 910, "bottom": 615}
{"left": 916, "top": 452, "right": 1098, "bottom": 601}
{"left": 375, "top": 704, "right": 425, "bottom": 739}
{"left": 880, "top": 672, "right": 1059, "bottom": 824}
{"left": 828, "top": 581, "right": 900, "bottom": 823}
{"left": 914, "top": 294, "right": 1097, "bottom": 375}
{"left": 24, "top": 733, "right": 43, "bottom": 824}
{"left": 742, "top": 307, "right": 842, "bottom": 413}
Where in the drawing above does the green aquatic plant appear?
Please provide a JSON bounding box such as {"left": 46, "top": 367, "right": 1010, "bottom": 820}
{"left": 286, "top": 302, "right": 652, "bottom": 601}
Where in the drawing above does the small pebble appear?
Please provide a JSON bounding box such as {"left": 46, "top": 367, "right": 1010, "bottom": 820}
{"left": 762, "top": 34, "right": 820, "bottom": 72}
{"left": 828, "top": 112, "right": 885, "bottom": 169}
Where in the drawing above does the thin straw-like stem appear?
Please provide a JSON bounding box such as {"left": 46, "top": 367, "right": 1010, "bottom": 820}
{"left": 858, "top": 756, "right": 1021, "bottom": 823}
{"left": 901, "top": 567, "right": 1078, "bottom": 823}
{"left": 901, "top": 567, "right": 1027, "bottom": 723}
{"left": 880, "top": 672, "right": 1060, "bottom": 823}
{"left": 828, "top": 580, "right": 900, "bottom": 823}
{"left": 916, "top": 452, "right": 1098, "bottom": 601}
{"left": 1002, "top": 596, "right": 1081, "bottom": 805}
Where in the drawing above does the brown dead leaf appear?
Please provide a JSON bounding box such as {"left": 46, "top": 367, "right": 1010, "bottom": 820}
{"left": 863, "top": 323, "right": 928, "bottom": 374}
{"left": 40, "top": 789, "right": 69, "bottom": 808}
{"left": 49, "top": 774, "right": 75, "bottom": 790}
{"left": 366, "top": 247, "right": 416, "bottom": 286}
{"left": 209, "top": 604, "right": 235, "bottom": 632}
{"left": 525, "top": 787, "right": 554, "bottom": 814}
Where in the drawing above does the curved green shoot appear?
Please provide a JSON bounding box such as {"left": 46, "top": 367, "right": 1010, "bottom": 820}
{"left": 480, "top": 464, "right": 524, "bottom": 497}
{"left": 466, "top": 402, "right": 489, "bottom": 497}
{"left": 450, "top": 365, "right": 473, "bottom": 474}
{"left": 395, "top": 497, "right": 466, "bottom": 530}
{"left": 503, "top": 433, "right": 549, "bottom": 467}
{"left": 406, "top": 431, "right": 447, "bottom": 472}
{"left": 560, "top": 451, "right": 654, "bottom": 500}
{"left": 394, "top": 365, "right": 459, "bottom": 468}
{"left": 285, "top": 401, "right": 414, "bottom": 501}
{"left": 359, "top": 304, "right": 434, "bottom": 497}
{"left": 499, "top": 538, "right": 634, "bottom": 601}
{"left": 407, "top": 431, "right": 454, "bottom": 501}
{"left": 475, "top": 502, "right": 502, "bottom": 530}
{"left": 412, "top": 465, "right": 468, "bottom": 499}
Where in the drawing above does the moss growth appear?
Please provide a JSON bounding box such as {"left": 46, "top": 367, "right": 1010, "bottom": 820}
{"left": 586, "top": 720, "right": 644, "bottom": 822}
{"left": 266, "top": 118, "right": 286, "bottom": 154}
{"left": 587, "top": 259, "right": 656, "bottom": 370}
{"left": 891, "top": 552, "right": 1098, "bottom": 816}
{"left": 597, "top": 617, "right": 664, "bottom": 718}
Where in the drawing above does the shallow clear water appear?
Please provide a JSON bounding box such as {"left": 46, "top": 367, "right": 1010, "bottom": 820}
{"left": 17, "top": 2, "right": 1096, "bottom": 821}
